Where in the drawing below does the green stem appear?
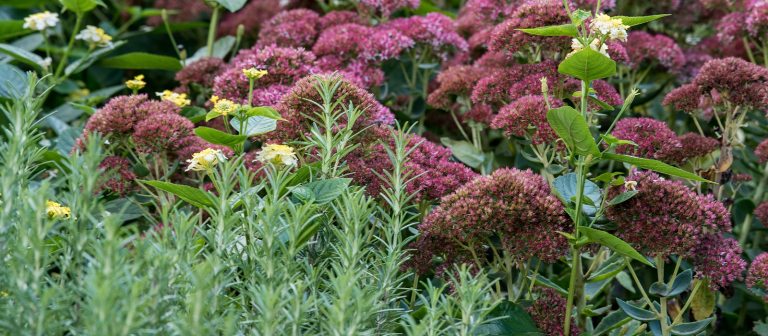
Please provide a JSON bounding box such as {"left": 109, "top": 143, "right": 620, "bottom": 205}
{"left": 656, "top": 256, "right": 670, "bottom": 336}
{"left": 671, "top": 280, "right": 703, "bottom": 326}
{"left": 54, "top": 13, "right": 83, "bottom": 79}
{"left": 563, "top": 247, "right": 581, "bottom": 336}
{"left": 206, "top": 6, "right": 221, "bottom": 58}
{"left": 247, "top": 78, "right": 255, "bottom": 107}
{"left": 626, "top": 259, "right": 660, "bottom": 314}
{"left": 739, "top": 162, "right": 768, "bottom": 246}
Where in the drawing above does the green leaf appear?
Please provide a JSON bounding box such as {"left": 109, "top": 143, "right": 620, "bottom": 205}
{"left": 474, "top": 301, "right": 544, "bottom": 335}
{"left": 580, "top": 227, "right": 653, "bottom": 267}
{"left": 441, "top": 137, "right": 485, "bottom": 168}
{"left": 690, "top": 280, "right": 715, "bottom": 321}
{"left": 670, "top": 317, "right": 713, "bottom": 335}
{"left": 527, "top": 274, "right": 567, "bottom": 296}
{"left": 754, "top": 319, "right": 768, "bottom": 336}
{"left": 194, "top": 126, "right": 247, "bottom": 149}
{"left": 0, "top": 64, "right": 27, "bottom": 100}
{"left": 602, "top": 152, "right": 713, "bottom": 183}
{"left": 649, "top": 269, "right": 692, "bottom": 297}
{"left": 558, "top": 48, "right": 616, "bottom": 81}
{"left": 593, "top": 309, "right": 631, "bottom": 336}
{"left": 546, "top": 106, "right": 601, "bottom": 156}
{"left": 65, "top": 41, "right": 126, "bottom": 76}
{"left": 205, "top": 110, "right": 222, "bottom": 122}
{"left": 99, "top": 52, "right": 182, "bottom": 71}
{"left": 588, "top": 253, "right": 627, "bottom": 281}
{"left": 229, "top": 116, "right": 277, "bottom": 136}
{"left": 141, "top": 180, "right": 214, "bottom": 208}
{"left": 0, "top": 21, "right": 27, "bottom": 41}
{"left": 607, "top": 190, "right": 638, "bottom": 206}
{"left": 186, "top": 35, "right": 236, "bottom": 64}
{"left": 0, "top": 43, "right": 44, "bottom": 71}
{"left": 212, "top": 0, "right": 247, "bottom": 12}
{"left": 245, "top": 106, "right": 283, "bottom": 120}
{"left": 294, "top": 178, "right": 351, "bottom": 204}
{"left": 553, "top": 172, "right": 601, "bottom": 216}
{"left": 616, "top": 299, "right": 657, "bottom": 321}
{"left": 60, "top": 0, "right": 104, "bottom": 14}
{"left": 518, "top": 24, "right": 579, "bottom": 37}
{"left": 615, "top": 14, "right": 671, "bottom": 27}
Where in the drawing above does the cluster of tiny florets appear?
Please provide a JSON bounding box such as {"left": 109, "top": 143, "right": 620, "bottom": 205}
{"left": 747, "top": 252, "right": 768, "bottom": 301}
{"left": 691, "top": 234, "right": 746, "bottom": 289}
{"left": 409, "top": 168, "right": 571, "bottom": 274}
{"left": 610, "top": 118, "right": 682, "bottom": 161}
{"left": 606, "top": 170, "right": 732, "bottom": 258}
{"left": 527, "top": 287, "right": 581, "bottom": 336}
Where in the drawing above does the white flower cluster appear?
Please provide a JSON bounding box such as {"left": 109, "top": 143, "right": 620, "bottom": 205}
{"left": 75, "top": 25, "right": 113, "bottom": 48}
{"left": 590, "top": 13, "right": 629, "bottom": 42}
{"left": 568, "top": 38, "right": 609, "bottom": 58}
{"left": 23, "top": 11, "right": 59, "bottom": 31}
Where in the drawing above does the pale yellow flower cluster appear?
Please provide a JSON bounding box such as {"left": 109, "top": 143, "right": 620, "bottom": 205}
{"left": 46, "top": 200, "right": 71, "bottom": 220}
{"left": 186, "top": 148, "right": 224, "bottom": 172}
{"left": 256, "top": 144, "right": 298, "bottom": 166}
{"left": 126, "top": 75, "right": 146, "bottom": 91}
{"left": 591, "top": 13, "right": 629, "bottom": 42}
{"left": 76, "top": 25, "right": 113, "bottom": 48}
{"left": 242, "top": 67, "right": 268, "bottom": 80}
{"left": 157, "top": 90, "right": 191, "bottom": 107}
{"left": 23, "top": 11, "right": 59, "bottom": 31}
{"left": 210, "top": 95, "right": 239, "bottom": 116}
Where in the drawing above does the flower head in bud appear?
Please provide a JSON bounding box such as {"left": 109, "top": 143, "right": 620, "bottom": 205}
{"left": 23, "top": 11, "right": 59, "bottom": 31}
{"left": 590, "top": 13, "right": 628, "bottom": 42}
{"left": 46, "top": 200, "right": 71, "bottom": 220}
{"left": 210, "top": 96, "right": 239, "bottom": 116}
{"left": 75, "top": 25, "right": 113, "bottom": 47}
{"left": 125, "top": 75, "right": 146, "bottom": 91}
{"left": 242, "top": 67, "right": 268, "bottom": 80}
{"left": 255, "top": 144, "right": 298, "bottom": 166}
{"left": 156, "top": 90, "right": 190, "bottom": 107}
{"left": 185, "top": 148, "right": 224, "bottom": 172}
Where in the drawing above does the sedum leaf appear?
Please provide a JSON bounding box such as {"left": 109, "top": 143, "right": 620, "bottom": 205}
{"left": 546, "top": 106, "right": 601, "bottom": 157}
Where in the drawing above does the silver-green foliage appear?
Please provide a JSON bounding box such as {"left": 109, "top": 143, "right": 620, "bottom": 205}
{"left": 0, "top": 75, "right": 498, "bottom": 335}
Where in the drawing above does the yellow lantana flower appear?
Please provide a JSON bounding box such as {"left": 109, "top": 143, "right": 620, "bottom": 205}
{"left": 590, "top": 13, "right": 629, "bottom": 42}
{"left": 157, "top": 90, "right": 191, "bottom": 107}
{"left": 186, "top": 148, "right": 224, "bottom": 172}
{"left": 256, "top": 144, "right": 298, "bottom": 166}
{"left": 126, "top": 75, "right": 146, "bottom": 91}
{"left": 46, "top": 200, "right": 71, "bottom": 220}
{"left": 210, "top": 96, "right": 239, "bottom": 116}
{"left": 242, "top": 67, "right": 268, "bottom": 80}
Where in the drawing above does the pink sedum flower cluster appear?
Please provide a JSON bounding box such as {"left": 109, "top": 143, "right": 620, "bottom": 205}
{"left": 527, "top": 287, "right": 581, "bottom": 336}
{"left": 491, "top": 95, "right": 561, "bottom": 145}
{"left": 606, "top": 170, "right": 732, "bottom": 258}
{"left": 691, "top": 234, "right": 746, "bottom": 289}
{"left": 610, "top": 118, "right": 681, "bottom": 161}
{"left": 410, "top": 168, "right": 571, "bottom": 274}
{"left": 747, "top": 252, "right": 768, "bottom": 301}
{"left": 625, "top": 31, "right": 686, "bottom": 73}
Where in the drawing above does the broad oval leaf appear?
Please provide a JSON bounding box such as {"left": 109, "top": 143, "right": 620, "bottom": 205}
{"left": 547, "top": 106, "right": 601, "bottom": 156}
{"left": 558, "top": 48, "right": 617, "bottom": 81}
{"left": 65, "top": 41, "right": 126, "bottom": 76}
{"left": 602, "top": 153, "right": 713, "bottom": 183}
{"left": 616, "top": 299, "right": 657, "bottom": 321}
{"left": 670, "top": 317, "right": 714, "bottom": 335}
{"left": 615, "top": 14, "right": 671, "bottom": 27}
{"left": 690, "top": 280, "right": 715, "bottom": 321}
{"left": 474, "top": 301, "right": 544, "bottom": 335}
{"left": 230, "top": 116, "right": 277, "bottom": 136}
{"left": 527, "top": 274, "right": 567, "bottom": 296}
{"left": 246, "top": 106, "right": 283, "bottom": 120}
{"left": 588, "top": 253, "right": 627, "bottom": 281}
{"left": 0, "top": 21, "right": 26, "bottom": 41}
{"left": 213, "top": 0, "right": 247, "bottom": 12}
{"left": 60, "top": 0, "right": 104, "bottom": 14}
{"left": 593, "top": 309, "right": 631, "bottom": 336}
{"left": 579, "top": 227, "right": 653, "bottom": 267}
{"left": 648, "top": 269, "right": 692, "bottom": 297}
{"left": 99, "top": 52, "right": 182, "bottom": 71}
{"left": 194, "top": 126, "right": 248, "bottom": 148}
{"left": 186, "top": 35, "right": 236, "bottom": 64}
{"left": 141, "top": 180, "right": 214, "bottom": 208}
{"left": 553, "top": 172, "right": 601, "bottom": 216}
{"left": 441, "top": 137, "right": 485, "bottom": 168}
{"left": 296, "top": 178, "right": 352, "bottom": 204}
{"left": 518, "top": 24, "right": 578, "bottom": 37}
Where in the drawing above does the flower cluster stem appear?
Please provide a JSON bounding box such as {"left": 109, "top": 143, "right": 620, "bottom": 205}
{"left": 206, "top": 6, "right": 221, "bottom": 58}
